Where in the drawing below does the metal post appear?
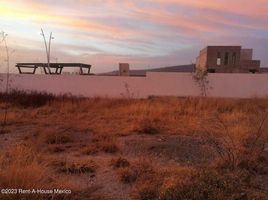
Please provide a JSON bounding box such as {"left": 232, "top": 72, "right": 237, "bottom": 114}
{"left": 48, "top": 32, "right": 53, "bottom": 72}
{"left": 41, "top": 28, "right": 53, "bottom": 74}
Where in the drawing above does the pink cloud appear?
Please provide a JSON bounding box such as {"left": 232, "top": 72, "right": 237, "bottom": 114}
{"left": 0, "top": 0, "right": 267, "bottom": 72}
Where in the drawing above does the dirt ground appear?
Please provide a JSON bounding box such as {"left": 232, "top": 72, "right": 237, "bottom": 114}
{"left": 0, "top": 95, "right": 267, "bottom": 199}
{"left": 0, "top": 126, "right": 218, "bottom": 199}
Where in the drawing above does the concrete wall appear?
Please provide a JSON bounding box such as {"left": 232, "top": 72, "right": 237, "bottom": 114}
{"left": 0, "top": 72, "right": 268, "bottom": 98}
{"left": 239, "top": 60, "right": 261, "bottom": 72}
{"left": 241, "top": 49, "right": 253, "bottom": 60}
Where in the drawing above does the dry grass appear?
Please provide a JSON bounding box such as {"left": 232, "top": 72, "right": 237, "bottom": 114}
{"left": 0, "top": 91, "right": 267, "bottom": 199}
{"left": 43, "top": 131, "right": 74, "bottom": 145}
{"left": 110, "top": 157, "right": 130, "bottom": 169}
{"left": 157, "top": 169, "right": 241, "bottom": 200}
{"left": 0, "top": 143, "right": 53, "bottom": 200}
{"left": 2, "top": 91, "right": 268, "bottom": 138}
{"left": 51, "top": 158, "right": 97, "bottom": 174}
{"left": 0, "top": 90, "right": 56, "bottom": 108}
{"left": 83, "top": 134, "right": 120, "bottom": 155}
{"left": 119, "top": 159, "right": 156, "bottom": 184}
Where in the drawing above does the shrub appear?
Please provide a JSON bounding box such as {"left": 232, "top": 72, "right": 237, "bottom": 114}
{"left": 111, "top": 157, "right": 130, "bottom": 169}
{"left": 44, "top": 132, "right": 73, "bottom": 145}
{"left": 0, "top": 144, "right": 52, "bottom": 190}
{"left": 48, "top": 145, "right": 65, "bottom": 153}
{"left": 83, "top": 144, "right": 99, "bottom": 155}
{"left": 101, "top": 141, "right": 119, "bottom": 153}
{"left": 131, "top": 167, "right": 247, "bottom": 200}
{"left": 0, "top": 90, "right": 55, "bottom": 108}
{"left": 119, "top": 167, "right": 138, "bottom": 184}
{"left": 119, "top": 161, "right": 155, "bottom": 184}
{"left": 84, "top": 136, "right": 120, "bottom": 154}
{"left": 202, "top": 110, "right": 268, "bottom": 171}
{"left": 133, "top": 179, "right": 162, "bottom": 200}
{"left": 51, "top": 159, "right": 97, "bottom": 174}
{"left": 137, "top": 119, "right": 160, "bottom": 135}
{"left": 158, "top": 169, "right": 241, "bottom": 200}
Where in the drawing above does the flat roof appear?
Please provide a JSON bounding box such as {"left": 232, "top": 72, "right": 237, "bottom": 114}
{"left": 16, "top": 63, "right": 91, "bottom": 67}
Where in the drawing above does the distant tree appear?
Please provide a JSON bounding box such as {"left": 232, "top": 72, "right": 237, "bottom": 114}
{"left": 192, "top": 69, "right": 211, "bottom": 97}
{"left": 0, "top": 31, "right": 10, "bottom": 133}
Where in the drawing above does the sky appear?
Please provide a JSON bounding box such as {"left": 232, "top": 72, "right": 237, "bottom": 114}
{"left": 0, "top": 0, "right": 268, "bottom": 73}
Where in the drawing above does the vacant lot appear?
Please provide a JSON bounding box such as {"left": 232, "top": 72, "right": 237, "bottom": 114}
{"left": 0, "top": 92, "right": 267, "bottom": 199}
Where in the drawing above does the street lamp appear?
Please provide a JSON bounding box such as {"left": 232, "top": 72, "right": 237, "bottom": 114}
{"left": 41, "top": 28, "right": 54, "bottom": 74}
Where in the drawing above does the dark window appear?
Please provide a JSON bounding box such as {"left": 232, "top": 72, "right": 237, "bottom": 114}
{"left": 224, "top": 52, "right": 229, "bottom": 65}
{"left": 232, "top": 53, "right": 236, "bottom": 65}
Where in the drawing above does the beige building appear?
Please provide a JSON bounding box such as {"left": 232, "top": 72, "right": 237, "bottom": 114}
{"left": 196, "top": 46, "right": 261, "bottom": 73}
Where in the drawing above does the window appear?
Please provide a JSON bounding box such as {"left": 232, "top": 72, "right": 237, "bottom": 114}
{"left": 232, "top": 53, "right": 236, "bottom": 65}
{"left": 217, "top": 58, "right": 221, "bottom": 66}
{"left": 224, "top": 52, "right": 229, "bottom": 65}
{"left": 217, "top": 52, "right": 221, "bottom": 66}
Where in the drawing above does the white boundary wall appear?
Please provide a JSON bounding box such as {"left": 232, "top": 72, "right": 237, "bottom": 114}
{"left": 0, "top": 72, "right": 268, "bottom": 98}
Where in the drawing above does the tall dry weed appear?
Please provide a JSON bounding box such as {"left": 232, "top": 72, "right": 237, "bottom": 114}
{"left": 0, "top": 143, "right": 52, "bottom": 189}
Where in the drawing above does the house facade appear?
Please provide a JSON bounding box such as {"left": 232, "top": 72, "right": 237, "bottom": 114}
{"left": 196, "top": 46, "right": 261, "bottom": 73}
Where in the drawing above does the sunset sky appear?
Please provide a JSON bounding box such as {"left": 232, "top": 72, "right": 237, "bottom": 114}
{"left": 0, "top": 0, "right": 268, "bottom": 73}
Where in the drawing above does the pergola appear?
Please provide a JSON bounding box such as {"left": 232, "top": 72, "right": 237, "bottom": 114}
{"left": 16, "top": 63, "right": 92, "bottom": 75}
